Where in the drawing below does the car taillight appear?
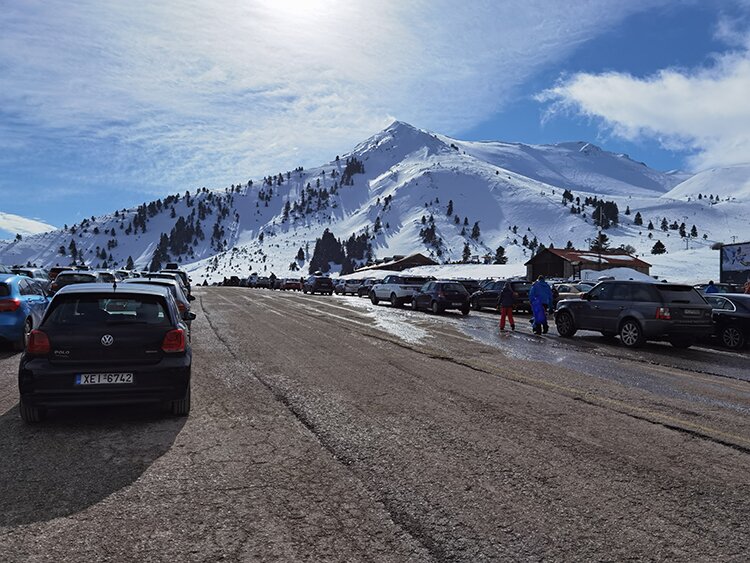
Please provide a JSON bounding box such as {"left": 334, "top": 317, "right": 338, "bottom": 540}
{"left": 27, "top": 330, "right": 50, "bottom": 355}
{"left": 51, "top": 282, "right": 59, "bottom": 291}
{"left": 0, "top": 298, "right": 21, "bottom": 312}
{"left": 161, "top": 329, "right": 186, "bottom": 353}
{"left": 437, "top": 291, "right": 446, "bottom": 298}
{"left": 656, "top": 307, "right": 671, "bottom": 320}
{"left": 177, "top": 301, "right": 186, "bottom": 313}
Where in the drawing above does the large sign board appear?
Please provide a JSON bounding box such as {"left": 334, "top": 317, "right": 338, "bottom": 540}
{"left": 720, "top": 241, "right": 750, "bottom": 284}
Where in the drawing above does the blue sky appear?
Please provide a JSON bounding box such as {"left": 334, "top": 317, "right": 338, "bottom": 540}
{"left": 2, "top": 0, "right": 750, "bottom": 238}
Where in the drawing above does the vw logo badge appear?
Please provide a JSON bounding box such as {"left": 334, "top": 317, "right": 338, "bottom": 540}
{"left": 101, "top": 334, "right": 114, "bottom": 346}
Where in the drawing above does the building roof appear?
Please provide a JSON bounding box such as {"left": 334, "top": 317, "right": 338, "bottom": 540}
{"left": 525, "top": 248, "right": 651, "bottom": 268}
{"left": 354, "top": 253, "right": 438, "bottom": 272}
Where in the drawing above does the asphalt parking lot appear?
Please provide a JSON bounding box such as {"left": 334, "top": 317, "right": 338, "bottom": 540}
{"left": 1, "top": 287, "right": 749, "bottom": 561}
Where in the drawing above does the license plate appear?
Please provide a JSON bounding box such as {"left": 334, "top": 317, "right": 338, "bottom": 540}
{"left": 75, "top": 373, "right": 134, "bottom": 385}
{"left": 683, "top": 309, "right": 701, "bottom": 316}
{"left": 452, "top": 302, "right": 462, "bottom": 306}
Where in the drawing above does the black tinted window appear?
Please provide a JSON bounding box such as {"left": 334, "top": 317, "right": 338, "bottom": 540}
{"left": 0, "top": 283, "right": 10, "bottom": 297}
{"left": 45, "top": 295, "right": 170, "bottom": 327}
{"left": 441, "top": 283, "right": 468, "bottom": 293}
{"left": 610, "top": 284, "right": 631, "bottom": 301}
{"left": 630, "top": 284, "right": 659, "bottom": 302}
{"left": 58, "top": 273, "right": 96, "bottom": 284}
{"left": 589, "top": 284, "right": 613, "bottom": 301}
{"left": 655, "top": 286, "right": 707, "bottom": 304}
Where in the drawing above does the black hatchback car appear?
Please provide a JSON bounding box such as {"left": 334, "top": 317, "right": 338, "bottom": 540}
{"left": 303, "top": 275, "right": 334, "bottom": 295}
{"left": 704, "top": 293, "right": 750, "bottom": 349}
{"left": 555, "top": 280, "right": 713, "bottom": 348}
{"left": 18, "top": 283, "right": 192, "bottom": 422}
{"left": 412, "top": 281, "right": 471, "bottom": 315}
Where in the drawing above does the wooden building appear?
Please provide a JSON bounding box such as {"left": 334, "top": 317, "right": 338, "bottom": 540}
{"left": 525, "top": 248, "right": 651, "bottom": 280}
{"left": 354, "top": 253, "right": 438, "bottom": 273}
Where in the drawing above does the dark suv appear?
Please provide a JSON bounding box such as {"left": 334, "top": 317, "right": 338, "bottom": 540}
{"left": 303, "top": 275, "right": 334, "bottom": 295}
{"left": 554, "top": 280, "right": 713, "bottom": 348}
{"left": 412, "top": 281, "right": 471, "bottom": 315}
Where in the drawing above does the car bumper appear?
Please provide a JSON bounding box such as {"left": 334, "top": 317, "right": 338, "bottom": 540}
{"left": 641, "top": 320, "right": 714, "bottom": 339}
{"left": 0, "top": 312, "right": 25, "bottom": 342}
{"left": 18, "top": 354, "right": 191, "bottom": 408}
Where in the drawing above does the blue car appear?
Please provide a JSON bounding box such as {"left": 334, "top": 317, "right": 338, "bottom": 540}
{"left": 0, "top": 274, "right": 50, "bottom": 350}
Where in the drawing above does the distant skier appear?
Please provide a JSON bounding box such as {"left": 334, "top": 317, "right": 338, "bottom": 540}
{"left": 704, "top": 280, "right": 719, "bottom": 294}
{"left": 528, "top": 275, "right": 553, "bottom": 334}
{"left": 498, "top": 281, "right": 516, "bottom": 331}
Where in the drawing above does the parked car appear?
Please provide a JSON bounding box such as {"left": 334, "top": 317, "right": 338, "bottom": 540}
{"left": 18, "top": 283, "right": 193, "bottom": 422}
{"left": 12, "top": 268, "right": 52, "bottom": 291}
{"left": 161, "top": 266, "right": 191, "bottom": 294}
{"left": 50, "top": 270, "right": 112, "bottom": 294}
{"left": 303, "top": 275, "right": 334, "bottom": 295}
{"left": 335, "top": 279, "right": 362, "bottom": 295}
{"left": 412, "top": 281, "right": 470, "bottom": 315}
{"left": 256, "top": 276, "right": 272, "bottom": 289}
{"left": 555, "top": 280, "right": 713, "bottom": 348}
{"left": 470, "top": 279, "right": 532, "bottom": 312}
{"left": 143, "top": 272, "right": 190, "bottom": 296}
{"left": 280, "top": 278, "right": 302, "bottom": 291}
{"left": 553, "top": 282, "right": 595, "bottom": 305}
{"left": 357, "top": 278, "right": 380, "bottom": 297}
{"left": 694, "top": 282, "right": 737, "bottom": 294}
{"left": 370, "top": 275, "right": 433, "bottom": 307}
{"left": 0, "top": 274, "right": 50, "bottom": 350}
{"left": 704, "top": 293, "right": 750, "bottom": 349}
{"left": 122, "top": 278, "right": 195, "bottom": 325}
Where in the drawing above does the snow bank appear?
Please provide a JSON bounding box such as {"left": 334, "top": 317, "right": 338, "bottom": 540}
{"left": 579, "top": 267, "right": 655, "bottom": 282}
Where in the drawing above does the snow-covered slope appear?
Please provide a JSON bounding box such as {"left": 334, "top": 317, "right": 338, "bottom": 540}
{"left": 1, "top": 121, "right": 748, "bottom": 285}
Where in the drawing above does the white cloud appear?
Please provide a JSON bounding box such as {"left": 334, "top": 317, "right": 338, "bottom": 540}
{"left": 0, "top": 212, "right": 56, "bottom": 238}
{"left": 0, "top": 0, "right": 665, "bottom": 193}
{"left": 539, "top": 33, "right": 750, "bottom": 171}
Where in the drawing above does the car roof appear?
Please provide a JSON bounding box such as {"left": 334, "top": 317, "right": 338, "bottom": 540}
{"left": 54, "top": 282, "right": 171, "bottom": 297}
{"left": 0, "top": 273, "right": 21, "bottom": 284}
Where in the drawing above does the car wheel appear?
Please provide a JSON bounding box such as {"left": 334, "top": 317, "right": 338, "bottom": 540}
{"left": 619, "top": 319, "right": 645, "bottom": 348}
{"left": 431, "top": 301, "right": 442, "bottom": 314}
{"left": 171, "top": 384, "right": 191, "bottom": 416}
{"left": 19, "top": 399, "right": 44, "bottom": 423}
{"left": 461, "top": 306, "right": 470, "bottom": 316}
{"left": 471, "top": 300, "right": 481, "bottom": 311}
{"left": 390, "top": 293, "right": 401, "bottom": 308}
{"left": 555, "top": 311, "right": 577, "bottom": 337}
{"left": 13, "top": 318, "right": 32, "bottom": 351}
{"left": 370, "top": 293, "right": 379, "bottom": 305}
{"left": 669, "top": 337, "right": 694, "bottom": 349}
{"left": 721, "top": 325, "right": 746, "bottom": 349}
{"left": 411, "top": 299, "right": 419, "bottom": 311}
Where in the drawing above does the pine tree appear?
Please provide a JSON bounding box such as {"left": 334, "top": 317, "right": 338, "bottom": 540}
{"left": 690, "top": 225, "right": 698, "bottom": 238}
{"left": 446, "top": 200, "right": 453, "bottom": 216}
{"left": 471, "top": 222, "right": 481, "bottom": 240}
{"left": 648, "top": 220, "right": 654, "bottom": 230}
{"left": 462, "top": 242, "right": 471, "bottom": 263}
{"left": 633, "top": 212, "right": 643, "bottom": 226}
{"left": 126, "top": 256, "right": 135, "bottom": 270}
{"left": 660, "top": 218, "right": 669, "bottom": 231}
{"left": 493, "top": 245, "right": 507, "bottom": 264}
{"left": 565, "top": 240, "right": 574, "bottom": 249}
{"left": 651, "top": 240, "right": 667, "bottom": 255}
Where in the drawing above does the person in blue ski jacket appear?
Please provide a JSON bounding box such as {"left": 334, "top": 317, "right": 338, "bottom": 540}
{"left": 529, "top": 275, "right": 553, "bottom": 334}
{"left": 704, "top": 280, "right": 719, "bottom": 294}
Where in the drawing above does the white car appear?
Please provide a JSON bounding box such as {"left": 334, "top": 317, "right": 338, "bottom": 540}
{"left": 370, "top": 275, "right": 433, "bottom": 307}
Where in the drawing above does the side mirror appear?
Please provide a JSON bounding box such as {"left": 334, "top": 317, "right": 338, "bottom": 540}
{"left": 583, "top": 292, "right": 592, "bottom": 301}
{"left": 184, "top": 312, "right": 197, "bottom": 321}
{"left": 188, "top": 295, "right": 196, "bottom": 302}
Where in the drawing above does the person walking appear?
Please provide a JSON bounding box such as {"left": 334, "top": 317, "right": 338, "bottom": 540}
{"left": 529, "top": 275, "right": 553, "bottom": 334}
{"left": 498, "top": 281, "right": 516, "bottom": 331}
{"left": 704, "top": 280, "right": 719, "bottom": 294}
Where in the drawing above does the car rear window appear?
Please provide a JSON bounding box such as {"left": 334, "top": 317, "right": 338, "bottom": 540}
{"left": 441, "top": 283, "right": 468, "bottom": 293}
{"left": 99, "top": 272, "right": 116, "bottom": 282}
{"left": 58, "top": 273, "right": 97, "bottom": 283}
{"left": 405, "top": 277, "right": 429, "bottom": 285}
{"left": 655, "top": 285, "right": 707, "bottom": 305}
{"left": 45, "top": 295, "right": 170, "bottom": 327}
{"left": 512, "top": 283, "right": 532, "bottom": 292}
{"left": 0, "top": 283, "right": 10, "bottom": 297}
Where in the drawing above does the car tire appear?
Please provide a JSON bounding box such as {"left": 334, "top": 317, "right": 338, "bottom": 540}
{"left": 19, "top": 399, "right": 43, "bottom": 423}
{"left": 431, "top": 301, "right": 442, "bottom": 314}
{"left": 461, "top": 306, "right": 470, "bottom": 316}
{"left": 13, "top": 318, "right": 32, "bottom": 352}
{"left": 370, "top": 293, "right": 379, "bottom": 305}
{"left": 669, "top": 337, "right": 694, "bottom": 349}
{"left": 411, "top": 299, "right": 419, "bottom": 311}
{"left": 390, "top": 293, "right": 401, "bottom": 308}
{"left": 720, "top": 325, "right": 746, "bottom": 349}
{"left": 471, "top": 300, "right": 481, "bottom": 311}
{"left": 171, "top": 384, "right": 191, "bottom": 416}
{"left": 619, "top": 319, "right": 645, "bottom": 348}
{"left": 555, "top": 311, "right": 577, "bottom": 338}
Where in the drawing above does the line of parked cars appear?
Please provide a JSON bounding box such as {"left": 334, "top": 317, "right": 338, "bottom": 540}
{"left": 2, "top": 263, "right": 197, "bottom": 422}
